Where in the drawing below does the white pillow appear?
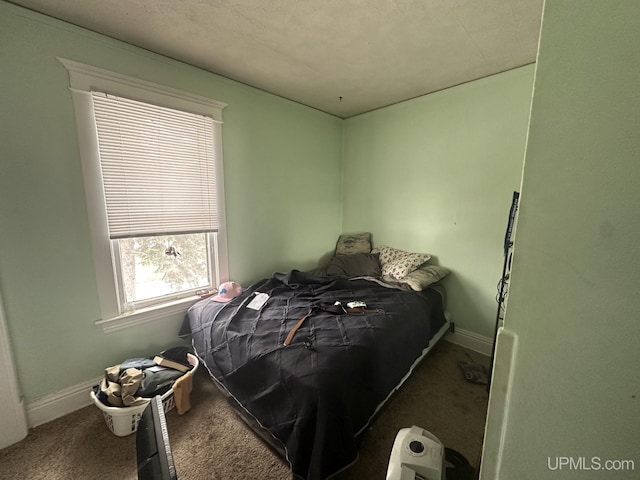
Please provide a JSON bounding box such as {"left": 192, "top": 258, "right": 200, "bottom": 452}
{"left": 371, "top": 245, "right": 431, "bottom": 280}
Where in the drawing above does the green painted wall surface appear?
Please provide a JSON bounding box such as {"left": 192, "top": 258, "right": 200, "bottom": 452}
{"left": 0, "top": 1, "right": 540, "bottom": 410}
{"left": 342, "top": 66, "right": 535, "bottom": 338}
{"left": 483, "top": 1, "right": 640, "bottom": 478}
{"left": 0, "top": 3, "right": 342, "bottom": 403}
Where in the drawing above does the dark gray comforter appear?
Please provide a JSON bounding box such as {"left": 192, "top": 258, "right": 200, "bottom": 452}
{"left": 186, "top": 270, "right": 447, "bottom": 479}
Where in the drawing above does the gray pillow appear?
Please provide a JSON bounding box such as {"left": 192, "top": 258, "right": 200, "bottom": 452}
{"left": 326, "top": 253, "right": 381, "bottom": 278}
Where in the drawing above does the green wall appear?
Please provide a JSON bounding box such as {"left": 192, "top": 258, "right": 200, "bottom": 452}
{"left": 0, "top": 1, "right": 538, "bottom": 408}
{"left": 0, "top": 2, "right": 342, "bottom": 403}
{"left": 342, "top": 66, "right": 535, "bottom": 338}
{"left": 482, "top": 1, "right": 640, "bottom": 478}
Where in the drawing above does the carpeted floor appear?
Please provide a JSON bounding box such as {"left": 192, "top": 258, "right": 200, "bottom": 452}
{"left": 0, "top": 340, "right": 489, "bottom": 480}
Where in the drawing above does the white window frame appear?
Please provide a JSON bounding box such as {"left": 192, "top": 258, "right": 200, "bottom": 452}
{"left": 59, "top": 58, "right": 229, "bottom": 332}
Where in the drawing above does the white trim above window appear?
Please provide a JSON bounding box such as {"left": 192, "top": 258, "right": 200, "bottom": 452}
{"left": 59, "top": 58, "right": 229, "bottom": 331}
{"left": 59, "top": 58, "right": 226, "bottom": 121}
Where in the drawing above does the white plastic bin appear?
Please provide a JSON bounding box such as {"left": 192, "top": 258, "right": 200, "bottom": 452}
{"left": 91, "top": 353, "right": 199, "bottom": 436}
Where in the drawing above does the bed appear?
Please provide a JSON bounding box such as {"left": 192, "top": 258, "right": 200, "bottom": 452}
{"left": 185, "top": 239, "right": 451, "bottom": 479}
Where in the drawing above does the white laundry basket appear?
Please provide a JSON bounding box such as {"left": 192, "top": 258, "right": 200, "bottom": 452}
{"left": 91, "top": 353, "right": 199, "bottom": 437}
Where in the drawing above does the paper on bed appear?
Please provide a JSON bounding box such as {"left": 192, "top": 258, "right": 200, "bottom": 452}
{"left": 246, "top": 292, "right": 269, "bottom": 310}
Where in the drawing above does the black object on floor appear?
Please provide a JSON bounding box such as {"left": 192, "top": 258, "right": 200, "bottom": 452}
{"left": 445, "top": 447, "right": 475, "bottom": 480}
{"left": 136, "top": 395, "right": 178, "bottom": 480}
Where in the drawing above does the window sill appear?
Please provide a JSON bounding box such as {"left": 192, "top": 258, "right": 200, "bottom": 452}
{"left": 95, "top": 295, "right": 201, "bottom": 333}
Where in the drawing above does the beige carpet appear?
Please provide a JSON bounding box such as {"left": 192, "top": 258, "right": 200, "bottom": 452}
{"left": 0, "top": 340, "right": 489, "bottom": 480}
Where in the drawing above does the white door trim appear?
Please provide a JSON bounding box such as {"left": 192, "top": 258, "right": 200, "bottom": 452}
{"left": 0, "top": 290, "right": 28, "bottom": 449}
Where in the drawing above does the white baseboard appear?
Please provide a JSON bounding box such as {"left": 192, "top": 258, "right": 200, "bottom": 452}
{"left": 445, "top": 327, "right": 493, "bottom": 357}
{"left": 26, "top": 376, "right": 102, "bottom": 428}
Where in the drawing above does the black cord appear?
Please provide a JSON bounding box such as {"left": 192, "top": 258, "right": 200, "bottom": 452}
{"left": 496, "top": 276, "right": 510, "bottom": 304}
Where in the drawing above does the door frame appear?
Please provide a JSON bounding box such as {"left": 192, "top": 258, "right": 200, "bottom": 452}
{"left": 0, "top": 289, "right": 28, "bottom": 449}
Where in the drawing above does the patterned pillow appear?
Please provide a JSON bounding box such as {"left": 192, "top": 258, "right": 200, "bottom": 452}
{"left": 371, "top": 245, "right": 431, "bottom": 280}
{"left": 335, "top": 232, "right": 372, "bottom": 256}
{"left": 398, "top": 264, "right": 450, "bottom": 291}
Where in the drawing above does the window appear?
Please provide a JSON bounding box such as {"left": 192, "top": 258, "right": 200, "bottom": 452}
{"left": 60, "top": 58, "right": 228, "bottom": 332}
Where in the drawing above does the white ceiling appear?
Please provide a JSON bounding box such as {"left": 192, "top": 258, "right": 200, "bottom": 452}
{"left": 11, "top": 0, "right": 544, "bottom": 118}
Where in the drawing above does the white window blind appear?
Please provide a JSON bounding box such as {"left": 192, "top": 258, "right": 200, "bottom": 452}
{"left": 92, "top": 91, "right": 219, "bottom": 239}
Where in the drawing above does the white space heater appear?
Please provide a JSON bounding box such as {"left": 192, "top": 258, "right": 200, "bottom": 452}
{"left": 385, "top": 426, "right": 445, "bottom": 480}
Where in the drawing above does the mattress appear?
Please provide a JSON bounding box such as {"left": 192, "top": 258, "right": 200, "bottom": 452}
{"left": 186, "top": 270, "right": 448, "bottom": 479}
